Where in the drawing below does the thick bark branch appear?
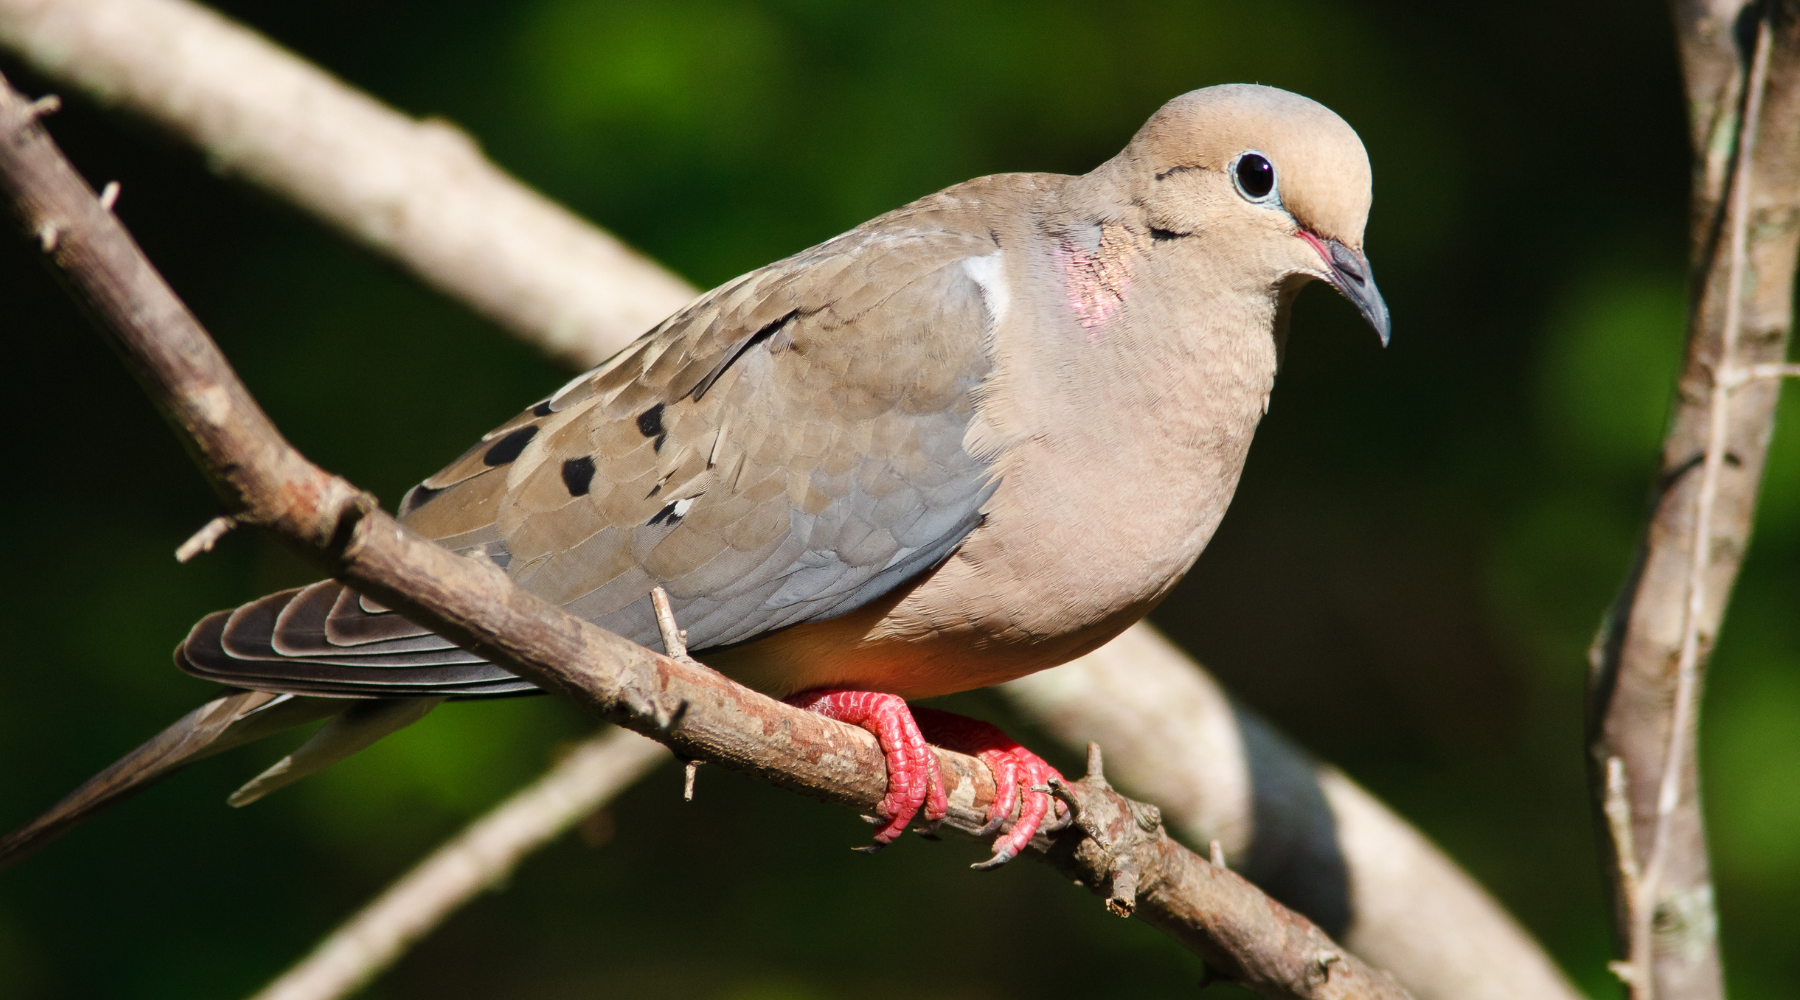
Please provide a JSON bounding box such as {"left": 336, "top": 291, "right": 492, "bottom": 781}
{"left": 0, "top": 0, "right": 694, "bottom": 367}
{"left": 1005, "top": 626, "right": 1583, "bottom": 1000}
{"left": 0, "top": 72, "right": 1410, "bottom": 1000}
{"left": 1590, "top": 3, "right": 1800, "bottom": 998}
{"left": 0, "top": 3, "right": 1580, "bottom": 996}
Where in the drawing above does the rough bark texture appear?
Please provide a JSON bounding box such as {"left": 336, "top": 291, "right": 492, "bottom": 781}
{"left": 1006, "top": 625, "right": 1582, "bottom": 1000}
{"left": 0, "top": 72, "right": 1411, "bottom": 1000}
{"left": 1589, "top": 3, "right": 1800, "bottom": 997}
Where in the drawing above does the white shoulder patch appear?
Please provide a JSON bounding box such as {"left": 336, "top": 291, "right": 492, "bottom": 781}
{"left": 961, "top": 252, "right": 1010, "bottom": 328}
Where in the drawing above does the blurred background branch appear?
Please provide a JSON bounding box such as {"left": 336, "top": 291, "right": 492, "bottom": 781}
{"left": 1589, "top": 3, "right": 1800, "bottom": 999}
{"left": 0, "top": 0, "right": 694, "bottom": 367}
{"left": 248, "top": 727, "right": 666, "bottom": 1000}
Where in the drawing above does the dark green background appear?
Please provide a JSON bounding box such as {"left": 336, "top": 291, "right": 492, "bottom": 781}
{"left": 3, "top": 2, "right": 1797, "bottom": 997}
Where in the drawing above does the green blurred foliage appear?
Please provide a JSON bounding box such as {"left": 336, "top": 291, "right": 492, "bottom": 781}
{"left": 1, "top": 1, "right": 1796, "bottom": 997}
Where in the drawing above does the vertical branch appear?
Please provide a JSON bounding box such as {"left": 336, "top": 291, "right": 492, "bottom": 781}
{"left": 1591, "top": 3, "right": 1800, "bottom": 998}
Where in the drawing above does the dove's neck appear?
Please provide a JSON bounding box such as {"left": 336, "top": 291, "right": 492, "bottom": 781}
{"left": 994, "top": 199, "right": 1283, "bottom": 490}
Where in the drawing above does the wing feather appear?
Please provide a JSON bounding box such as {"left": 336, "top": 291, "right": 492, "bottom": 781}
{"left": 180, "top": 181, "right": 1019, "bottom": 698}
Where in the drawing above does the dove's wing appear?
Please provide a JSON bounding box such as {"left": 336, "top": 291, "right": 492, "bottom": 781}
{"left": 180, "top": 187, "right": 1018, "bottom": 698}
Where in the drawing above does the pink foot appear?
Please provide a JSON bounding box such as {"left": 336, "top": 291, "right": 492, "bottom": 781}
{"left": 786, "top": 689, "right": 949, "bottom": 849}
{"left": 913, "top": 708, "right": 1068, "bottom": 869}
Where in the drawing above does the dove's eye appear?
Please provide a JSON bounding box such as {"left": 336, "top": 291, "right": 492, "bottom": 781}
{"left": 1232, "top": 152, "right": 1277, "bottom": 202}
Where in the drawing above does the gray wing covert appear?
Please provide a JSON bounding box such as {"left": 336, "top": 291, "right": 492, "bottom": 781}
{"left": 179, "top": 219, "right": 1005, "bottom": 697}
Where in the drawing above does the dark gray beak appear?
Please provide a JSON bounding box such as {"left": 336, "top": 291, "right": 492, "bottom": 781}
{"left": 1319, "top": 238, "right": 1390, "bottom": 346}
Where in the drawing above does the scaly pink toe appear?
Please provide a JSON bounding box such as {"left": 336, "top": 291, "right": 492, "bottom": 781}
{"left": 913, "top": 708, "right": 1066, "bottom": 868}
{"left": 787, "top": 689, "right": 947, "bottom": 847}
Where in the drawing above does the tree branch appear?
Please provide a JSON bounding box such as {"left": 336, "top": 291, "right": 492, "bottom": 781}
{"left": 1591, "top": 3, "right": 1800, "bottom": 998}
{"left": 0, "top": 72, "right": 1411, "bottom": 1000}
{"left": 1005, "top": 626, "right": 1583, "bottom": 1000}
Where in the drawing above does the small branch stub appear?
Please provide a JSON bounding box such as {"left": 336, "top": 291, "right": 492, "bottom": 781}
{"left": 98, "top": 180, "right": 120, "bottom": 212}
{"left": 176, "top": 515, "right": 236, "bottom": 562}
{"left": 649, "top": 585, "right": 688, "bottom": 659}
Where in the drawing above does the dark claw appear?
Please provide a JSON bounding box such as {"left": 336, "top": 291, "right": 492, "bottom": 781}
{"left": 1042, "top": 778, "right": 1083, "bottom": 820}
{"left": 973, "top": 812, "right": 1008, "bottom": 838}
{"left": 853, "top": 843, "right": 887, "bottom": 855}
{"left": 970, "top": 847, "right": 1017, "bottom": 871}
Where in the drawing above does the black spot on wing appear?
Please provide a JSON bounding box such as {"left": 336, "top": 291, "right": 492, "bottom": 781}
{"left": 562, "top": 457, "right": 596, "bottom": 497}
{"left": 483, "top": 425, "right": 538, "bottom": 467}
{"left": 1150, "top": 227, "right": 1188, "bottom": 241}
{"left": 531, "top": 400, "right": 554, "bottom": 417}
{"left": 637, "top": 404, "right": 668, "bottom": 452}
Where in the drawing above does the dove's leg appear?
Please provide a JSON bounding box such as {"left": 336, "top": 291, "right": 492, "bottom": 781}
{"left": 912, "top": 708, "right": 1068, "bottom": 869}
{"left": 785, "top": 689, "right": 949, "bottom": 848}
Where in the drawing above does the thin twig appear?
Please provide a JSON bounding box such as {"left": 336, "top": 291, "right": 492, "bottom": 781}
{"left": 1721, "top": 361, "right": 1800, "bottom": 386}
{"left": 174, "top": 514, "right": 235, "bottom": 562}
{"left": 247, "top": 728, "right": 666, "bottom": 1000}
{"left": 0, "top": 72, "right": 1410, "bottom": 1000}
{"left": 649, "top": 585, "right": 688, "bottom": 659}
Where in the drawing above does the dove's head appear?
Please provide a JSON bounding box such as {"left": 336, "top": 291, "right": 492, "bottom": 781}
{"left": 1100, "top": 84, "right": 1389, "bottom": 344}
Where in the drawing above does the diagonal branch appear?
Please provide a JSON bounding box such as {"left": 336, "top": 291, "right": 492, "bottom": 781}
{"left": 0, "top": 72, "right": 1410, "bottom": 1000}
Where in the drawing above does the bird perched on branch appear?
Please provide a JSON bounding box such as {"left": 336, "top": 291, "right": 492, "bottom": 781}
{"left": 1, "top": 83, "right": 1386, "bottom": 870}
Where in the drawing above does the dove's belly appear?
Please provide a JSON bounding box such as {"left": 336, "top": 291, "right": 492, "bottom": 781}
{"left": 703, "top": 421, "right": 1254, "bottom": 699}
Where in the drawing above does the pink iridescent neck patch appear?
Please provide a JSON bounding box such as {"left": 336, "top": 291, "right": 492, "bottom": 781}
{"left": 1055, "top": 225, "right": 1138, "bottom": 340}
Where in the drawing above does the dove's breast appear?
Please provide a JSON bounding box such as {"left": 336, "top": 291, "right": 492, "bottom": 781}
{"left": 706, "top": 226, "right": 1282, "bottom": 700}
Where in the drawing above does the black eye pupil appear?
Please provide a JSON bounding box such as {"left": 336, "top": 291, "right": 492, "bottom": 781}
{"left": 1236, "top": 154, "right": 1274, "bottom": 199}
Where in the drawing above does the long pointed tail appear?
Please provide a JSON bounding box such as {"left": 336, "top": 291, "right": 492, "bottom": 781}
{"left": 0, "top": 690, "right": 340, "bottom": 871}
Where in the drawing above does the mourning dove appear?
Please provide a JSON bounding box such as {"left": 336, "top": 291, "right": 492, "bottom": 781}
{"left": 1, "top": 84, "right": 1386, "bottom": 869}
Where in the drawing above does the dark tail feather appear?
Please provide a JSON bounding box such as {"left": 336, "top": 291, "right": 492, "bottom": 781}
{"left": 0, "top": 691, "right": 339, "bottom": 871}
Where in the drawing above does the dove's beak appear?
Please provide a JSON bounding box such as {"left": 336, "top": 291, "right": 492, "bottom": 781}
{"left": 1300, "top": 232, "right": 1391, "bottom": 347}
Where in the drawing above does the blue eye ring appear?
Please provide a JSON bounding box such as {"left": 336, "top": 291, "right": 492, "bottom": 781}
{"left": 1231, "top": 151, "right": 1278, "bottom": 203}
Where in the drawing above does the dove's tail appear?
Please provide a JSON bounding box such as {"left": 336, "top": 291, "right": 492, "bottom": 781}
{"left": 0, "top": 690, "right": 438, "bottom": 872}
